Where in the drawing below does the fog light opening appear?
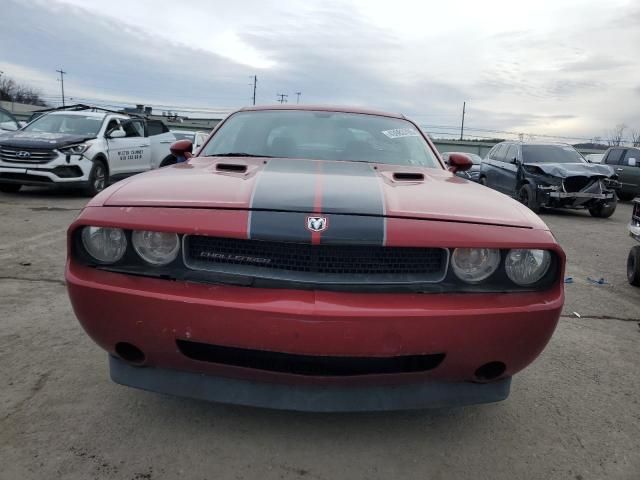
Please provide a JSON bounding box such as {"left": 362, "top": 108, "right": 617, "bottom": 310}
{"left": 474, "top": 361, "right": 506, "bottom": 381}
{"left": 115, "top": 342, "right": 146, "bottom": 365}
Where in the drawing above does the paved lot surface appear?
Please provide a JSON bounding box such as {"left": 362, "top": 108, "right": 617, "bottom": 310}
{"left": 0, "top": 188, "right": 638, "bottom": 480}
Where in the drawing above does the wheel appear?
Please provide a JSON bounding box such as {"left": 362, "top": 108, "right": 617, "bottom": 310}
{"left": 627, "top": 246, "right": 640, "bottom": 286}
{"left": 0, "top": 183, "right": 21, "bottom": 193}
{"left": 617, "top": 191, "right": 636, "bottom": 201}
{"left": 517, "top": 183, "right": 540, "bottom": 213}
{"left": 589, "top": 195, "right": 617, "bottom": 218}
{"left": 84, "top": 159, "right": 108, "bottom": 196}
{"left": 159, "top": 156, "right": 177, "bottom": 168}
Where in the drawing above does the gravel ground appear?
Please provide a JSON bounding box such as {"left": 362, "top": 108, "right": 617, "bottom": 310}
{"left": 0, "top": 187, "right": 638, "bottom": 480}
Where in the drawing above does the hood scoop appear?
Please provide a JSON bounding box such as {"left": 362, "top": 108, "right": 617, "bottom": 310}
{"left": 393, "top": 172, "right": 424, "bottom": 181}
{"left": 216, "top": 163, "right": 248, "bottom": 173}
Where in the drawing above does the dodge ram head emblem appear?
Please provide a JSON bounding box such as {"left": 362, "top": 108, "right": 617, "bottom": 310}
{"left": 306, "top": 216, "right": 328, "bottom": 232}
{"left": 16, "top": 151, "right": 31, "bottom": 159}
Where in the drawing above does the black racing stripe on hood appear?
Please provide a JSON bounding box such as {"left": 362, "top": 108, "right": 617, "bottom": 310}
{"left": 319, "top": 161, "right": 385, "bottom": 245}
{"left": 248, "top": 158, "right": 385, "bottom": 245}
{"left": 248, "top": 158, "right": 316, "bottom": 242}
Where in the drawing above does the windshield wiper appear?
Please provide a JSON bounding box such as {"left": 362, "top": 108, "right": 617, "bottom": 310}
{"left": 212, "top": 152, "right": 273, "bottom": 158}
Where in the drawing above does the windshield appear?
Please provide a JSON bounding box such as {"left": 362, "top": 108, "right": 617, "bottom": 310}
{"left": 201, "top": 110, "right": 440, "bottom": 168}
{"left": 522, "top": 145, "right": 586, "bottom": 164}
{"left": 23, "top": 114, "right": 103, "bottom": 136}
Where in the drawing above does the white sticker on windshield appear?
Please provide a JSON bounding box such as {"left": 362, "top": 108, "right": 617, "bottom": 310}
{"left": 381, "top": 128, "right": 419, "bottom": 139}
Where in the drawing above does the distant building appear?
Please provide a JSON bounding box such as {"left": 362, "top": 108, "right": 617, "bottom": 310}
{"left": 122, "top": 104, "right": 223, "bottom": 132}
{"left": 0, "top": 100, "right": 47, "bottom": 121}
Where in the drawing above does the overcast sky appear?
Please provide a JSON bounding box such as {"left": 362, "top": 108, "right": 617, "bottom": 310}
{"left": 1, "top": 0, "right": 639, "bottom": 141}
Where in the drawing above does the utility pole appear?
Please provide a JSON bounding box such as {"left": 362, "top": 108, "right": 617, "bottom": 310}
{"left": 251, "top": 75, "right": 257, "bottom": 105}
{"left": 459, "top": 101, "right": 466, "bottom": 141}
{"left": 295, "top": 92, "right": 302, "bottom": 104}
{"left": 276, "top": 93, "right": 288, "bottom": 104}
{"left": 56, "top": 68, "right": 67, "bottom": 107}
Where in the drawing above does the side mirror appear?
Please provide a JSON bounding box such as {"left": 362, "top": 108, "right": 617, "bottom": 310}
{"left": 0, "top": 121, "right": 19, "bottom": 131}
{"left": 107, "top": 129, "right": 126, "bottom": 139}
{"left": 170, "top": 139, "right": 193, "bottom": 159}
{"left": 447, "top": 153, "right": 473, "bottom": 173}
{"left": 510, "top": 157, "right": 519, "bottom": 165}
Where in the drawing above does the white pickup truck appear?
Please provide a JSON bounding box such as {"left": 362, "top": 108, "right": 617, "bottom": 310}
{"left": 0, "top": 106, "right": 176, "bottom": 195}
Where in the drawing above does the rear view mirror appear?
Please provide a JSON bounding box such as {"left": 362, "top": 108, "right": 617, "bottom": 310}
{"left": 447, "top": 153, "right": 473, "bottom": 173}
{"left": 170, "top": 139, "right": 193, "bottom": 159}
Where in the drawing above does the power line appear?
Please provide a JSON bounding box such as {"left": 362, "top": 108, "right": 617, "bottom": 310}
{"left": 55, "top": 68, "right": 66, "bottom": 107}
{"left": 295, "top": 92, "right": 302, "bottom": 104}
{"left": 276, "top": 93, "right": 288, "bottom": 104}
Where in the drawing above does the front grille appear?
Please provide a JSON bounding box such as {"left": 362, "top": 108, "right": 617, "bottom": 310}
{"left": 183, "top": 236, "right": 448, "bottom": 285}
{"left": 0, "top": 146, "right": 57, "bottom": 164}
{"left": 563, "top": 176, "right": 595, "bottom": 192}
{"left": 177, "top": 339, "right": 446, "bottom": 376}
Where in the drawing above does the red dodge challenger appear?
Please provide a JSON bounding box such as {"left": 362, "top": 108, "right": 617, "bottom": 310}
{"left": 66, "top": 106, "right": 564, "bottom": 411}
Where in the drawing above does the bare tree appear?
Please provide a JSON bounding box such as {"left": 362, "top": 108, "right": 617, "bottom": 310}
{"left": 0, "top": 75, "right": 47, "bottom": 106}
{"left": 631, "top": 128, "right": 640, "bottom": 147}
{"left": 606, "top": 124, "right": 627, "bottom": 146}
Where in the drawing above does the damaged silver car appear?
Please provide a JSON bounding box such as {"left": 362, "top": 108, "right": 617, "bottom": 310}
{"left": 479, "top": 142, "right": 619, "bottom": 218}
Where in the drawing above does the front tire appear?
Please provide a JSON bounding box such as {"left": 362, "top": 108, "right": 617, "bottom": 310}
{"left": 0, "top": 183, "right": 21, "bottom": 193}
{"left": 589, "top": 195, "right": 617, "bottom": 218}
{"left": 517, "top": 183, "right": 540, "bottom": 213}
{"left": 84, "top": 159, "right": 109, "bottom": 196}
{"left": 627, "top": 246, "right": 640, "bottom": 286}
{"left": 617, "top": 191, "right": 636, "bottom": 201}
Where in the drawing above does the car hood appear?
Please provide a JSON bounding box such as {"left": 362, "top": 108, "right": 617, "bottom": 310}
{"left": 0, "top": 131, "right": 95, "bottom": 149}
{"left": 99, "top": 157, "right": 546, "bottom": 229}
{"left": 526, "top": 162, "right": 614, "bottom": 178}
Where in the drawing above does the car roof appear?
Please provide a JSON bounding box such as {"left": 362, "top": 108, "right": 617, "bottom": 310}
{"left": 238, "top": 104, "right": 405, "bottom": 119}
{"left": 44, "top": 110, "right": 113, "bottom": 118}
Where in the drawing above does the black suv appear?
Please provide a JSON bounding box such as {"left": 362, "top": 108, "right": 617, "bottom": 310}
{"left": 479, "top": 142, "right": 618, "bottom": 218}
{"left": 602, "top": 147, "right": 640, "bottom": 201}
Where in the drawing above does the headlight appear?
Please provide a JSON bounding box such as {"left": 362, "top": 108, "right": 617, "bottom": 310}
{"left": 505, "top": 249, "right": 551, "bottom": 286}
{"left": 81, "top": 226, "right": 127, "bottom": 263}
{"left": 132, "top": 230, "right": 180, "bottom": 266}
{"left": 59, "top": 143, "right": 90, "bottom": 155}
{"left": 451, "top": 248, "right": 501, "bottom": 283}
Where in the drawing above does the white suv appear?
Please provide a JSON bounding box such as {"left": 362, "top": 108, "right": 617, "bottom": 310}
{"left": 0, "top": 107, "right": 176, "bottom": 195}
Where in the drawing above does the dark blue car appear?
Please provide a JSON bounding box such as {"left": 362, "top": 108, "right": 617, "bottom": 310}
{"left": 479, "top": 141, "right": 618, "bottom": 218}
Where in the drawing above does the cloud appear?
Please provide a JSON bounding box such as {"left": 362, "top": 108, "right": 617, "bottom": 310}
{"left": 1, "top": 0, "right": 639, "bottom": 139}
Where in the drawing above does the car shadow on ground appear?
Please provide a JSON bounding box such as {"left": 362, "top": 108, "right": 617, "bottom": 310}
{"left": 114, "top": 387, "right": 501, "bottom": 432}
{"left": 538, "top": 205, "right": 627, "bottom": 221}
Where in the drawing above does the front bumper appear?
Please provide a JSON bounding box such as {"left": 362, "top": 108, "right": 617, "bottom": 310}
{"left": 67, "top": 258, "right": 563, "bottom": 410}
{"left": 110, "top": 355, "right": 512, "bottom": 411}
{"left": 0, "top": 152, "right": 91, "bottom": 185}
{"left": 629, "top": 221, "right": 640, "bottom": 241}
{"left": 549, "top": 191, "right": 614, "bottom": 199}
